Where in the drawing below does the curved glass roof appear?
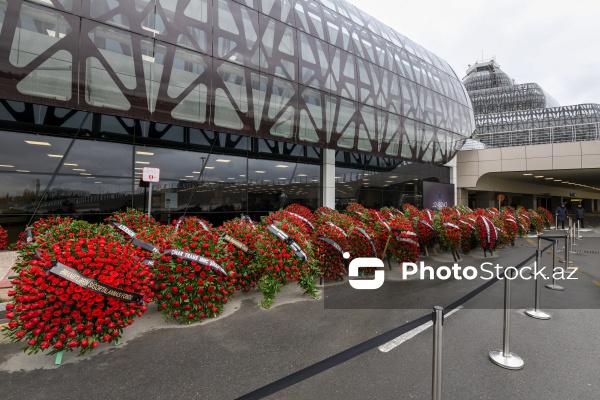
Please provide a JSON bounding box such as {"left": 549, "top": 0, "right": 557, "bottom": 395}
{"left": 0, "top": 0, "right": 475, "bottom": 163}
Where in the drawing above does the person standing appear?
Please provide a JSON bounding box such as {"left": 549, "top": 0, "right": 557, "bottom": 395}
{"left": 575, "top": 203, "right": 585, "bottom": 228}
{"left": 555, "top": 203, "right": 568, "bottom": 229}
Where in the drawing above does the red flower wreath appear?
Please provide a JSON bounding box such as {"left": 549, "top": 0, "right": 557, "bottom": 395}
{"left": 0, "top": 225, "right": 8, "bottom": 250}
{"left": 217, "top": 217, "right": 260, "bottom": 292}
{"left": 537, "top": 207, "right": 554, "bottom": 229}
{"left": 313, "top": 223, "right": 350, "bottom": 282}
{"left": 153, "top": 229, "right": 235, "bottom": 324}
{"left": 434, "top": 215, "right": 461, "bottom": 253}
{"left": 252, "top": 218, "right": 319, "bottom": 308}
{"left": 528, "top": 209, "right": 544, "bottom": 233}
{"left": 265, "top": 210, "right": 313, "bottom": 235}
{"left": 284, "top": 204, "right": 315, "bottom": 226}
{"left": 476, "top": 215, "right": 498, "bottom": 251}
{"left": 501, "top": 211, "right": 518, "bottom": 245}
{"left": 515, "top": 207, "right": 531, "bottom": 237}
{"left": 387, "top": 218, "right": 421, "bottom": 264}
{"left": 2, "top": 221, "right": 152, "bottom": 355}
{"left": 401, "top": 204, "right": 420, "bottom": 219}
{"left": 458, "top": 218, "right": 478, "bottom": 253}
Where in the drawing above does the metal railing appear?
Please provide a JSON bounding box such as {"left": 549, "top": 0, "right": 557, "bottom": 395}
{"left": 467, "top": 122, "right": 600, "bottom": 149}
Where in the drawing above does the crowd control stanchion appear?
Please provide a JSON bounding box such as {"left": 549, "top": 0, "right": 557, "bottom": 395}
{"left": 545, "top": 239, "right": 565, "bottom": 291}
{"left": 525, "top": 250, "right": 552, "bottom": 320}
{"left": 432, "top": 306, "right": 444, "bottom": 400}
{"left": 560, "top": 231, "right": 573, "bottom": 265}
{"left": 489, "top": 268, "right": 524, "bottom": 370}
{"left": 576, "top": 220, "right": 581, "bottom": 240}
{"left": 555, "top": 214, "right": 558, "bottom": 230}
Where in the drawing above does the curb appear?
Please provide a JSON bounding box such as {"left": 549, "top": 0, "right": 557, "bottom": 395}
{"left": 0, "top": 302, "right": 8, "bottom": 319}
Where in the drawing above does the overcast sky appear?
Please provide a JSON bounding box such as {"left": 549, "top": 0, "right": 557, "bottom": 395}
{"left": 348, "top": 0, "right": 599, "bottom": 107}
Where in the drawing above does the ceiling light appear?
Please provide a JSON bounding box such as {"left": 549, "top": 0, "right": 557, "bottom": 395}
{"left": 216, "top": 159, "right": 231, "bottom": 163}
{"left": 135, "top": 161, "right": 150, "bottom": 165}
{"left": 80, "top": 173, "right": 92, "bottom": 176}
{"left": 205, "top": 167, "right": 215, "bottom": 170}
{"left": 17, "top": 170, "right": 31, "bottom": 173}
{"left": 25, "top": 140, "right": 51, "bottom": 146}
{"left": 554, "top": 180, "right": 562, "bottom": 182}
{"left": 389, "top": 176, "right": 398, "bottom": 178}
{"left": 95, "top": 182, "right": 102, "bottom": 184}
{"left": 276, "top": 165, "right": 289, "bottom": 168}
{"left": 64, "top": 163, "right": 78, "bottom": 166}
{"left": 406, "top": 182, "right": 414, "bottom": 185}
{"left": 297, "top": 174, "right": 307, "bottom": 177}
{"left": 228, "top": 178, "right": 236, "bottom": 180}
{"left": 255, "top": 171, "right": 266, "bottom": 174}
{"left": 545, "top": 178, "right": 554, "bottom": 180}
{"left": 135, "top": 168, "right": 144, "bottom": 170}
{"left": 239, "top": 174, "right": 246, "bottom": 177}
{"left": 136, "top": 151, "right": 154, "bottom": 155}
{"left": 86, "top": 177, "right": 96, "bottom": 179}
{"left": 534, "top": 176, "right": 544, "bottom": 178}
{"left": 186, "top": 176, "right": 194, "bottom": 178}
{"left": 73, "top": 169, "right": 86, "bottom": 171}
{"left": 47, "top": 154, "right": 63, "bottom": 158}
{"left": 523, "top": 173, "right": 533, "bottom": 176}
{"left": 279, "top": 178, "right": 287, "bottom": 180}
{"left": 0, "top": 165, "right": 14, "bottom": 168}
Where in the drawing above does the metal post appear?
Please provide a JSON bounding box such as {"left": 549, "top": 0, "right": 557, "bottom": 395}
{"left": 536, "top": 234, "right": 541, "bottom": 250}
{"left": 546, "top": 239, "right": 565, "bottom": 291}
{"left": 525, "top": 250, "right": 551, "bottom": 320}
{"left": 560, "top": 231, "right": 573, "bottom": 265}
{"left": 148, "top": 182, "right": 153, "bottom": 218}
{"left": 489, "top": 268, "right": 524, "bottom": 370}
{"left": 432, "top": 306, "right": 444, "bottom": 400}
{"left": 570, "top": 223, "right": 577, "bottom": 248}
{"left": 576, "top": 220, "right": 581, "bottom": 240}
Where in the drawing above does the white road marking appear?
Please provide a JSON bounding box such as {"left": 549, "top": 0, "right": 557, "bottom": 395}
{"left": 379, "top": 307, "right": 462, "bottom": 353}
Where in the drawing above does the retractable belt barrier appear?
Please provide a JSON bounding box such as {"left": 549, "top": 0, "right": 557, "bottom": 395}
{"left": 237, "top": 242, "right": 556, "bottom": 400}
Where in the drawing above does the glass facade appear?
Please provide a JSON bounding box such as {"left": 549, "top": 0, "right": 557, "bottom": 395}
{"left": 0, "top": 0, "right": 474, "bottom": 162}
{"left": 0, "top": 0, "right": 473, "bottom": 242}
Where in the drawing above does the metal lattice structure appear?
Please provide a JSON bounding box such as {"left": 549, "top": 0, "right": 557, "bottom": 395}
{"left": 463, "top": 59, "right": 600, "bottom": 143}
{"left": 0, "top": 0, "right": 475, "bottom": 164}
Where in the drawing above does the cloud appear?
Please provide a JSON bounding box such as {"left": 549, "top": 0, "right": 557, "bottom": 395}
{"left": 347, "top": 0, "right": 600, "bottom": 106}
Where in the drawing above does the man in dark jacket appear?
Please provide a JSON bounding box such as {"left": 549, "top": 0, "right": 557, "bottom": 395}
{"left": 555, "top": 203, "right": 568, "bottom": 229}
{"left": 575, "top": 203, "right": 585, "bottom": 228}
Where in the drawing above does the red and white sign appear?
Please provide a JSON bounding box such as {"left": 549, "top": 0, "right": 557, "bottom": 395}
{"left": 142, "top": 167, "right": 160, "bottom": 183}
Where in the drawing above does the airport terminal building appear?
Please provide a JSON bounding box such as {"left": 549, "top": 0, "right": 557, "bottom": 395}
{"left": 458, "top": 59, "right": 600, "bottom": 211}
{"left": 0, "top": 0, "right": 475, "bottom": 239}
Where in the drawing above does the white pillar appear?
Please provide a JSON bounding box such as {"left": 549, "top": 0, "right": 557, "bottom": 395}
{"left": 322, "top": 148, "right": 336, "bottom": 208}
{"left": 444, "top": 156, "right": 458, "bottom": 207}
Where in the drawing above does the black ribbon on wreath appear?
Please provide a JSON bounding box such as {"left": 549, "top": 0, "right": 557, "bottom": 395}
{"left": 33, "top": 251, "right": 145, "bottom": 303}
{"left": 267, "top": 225, "right": 308, "bottom": 263}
